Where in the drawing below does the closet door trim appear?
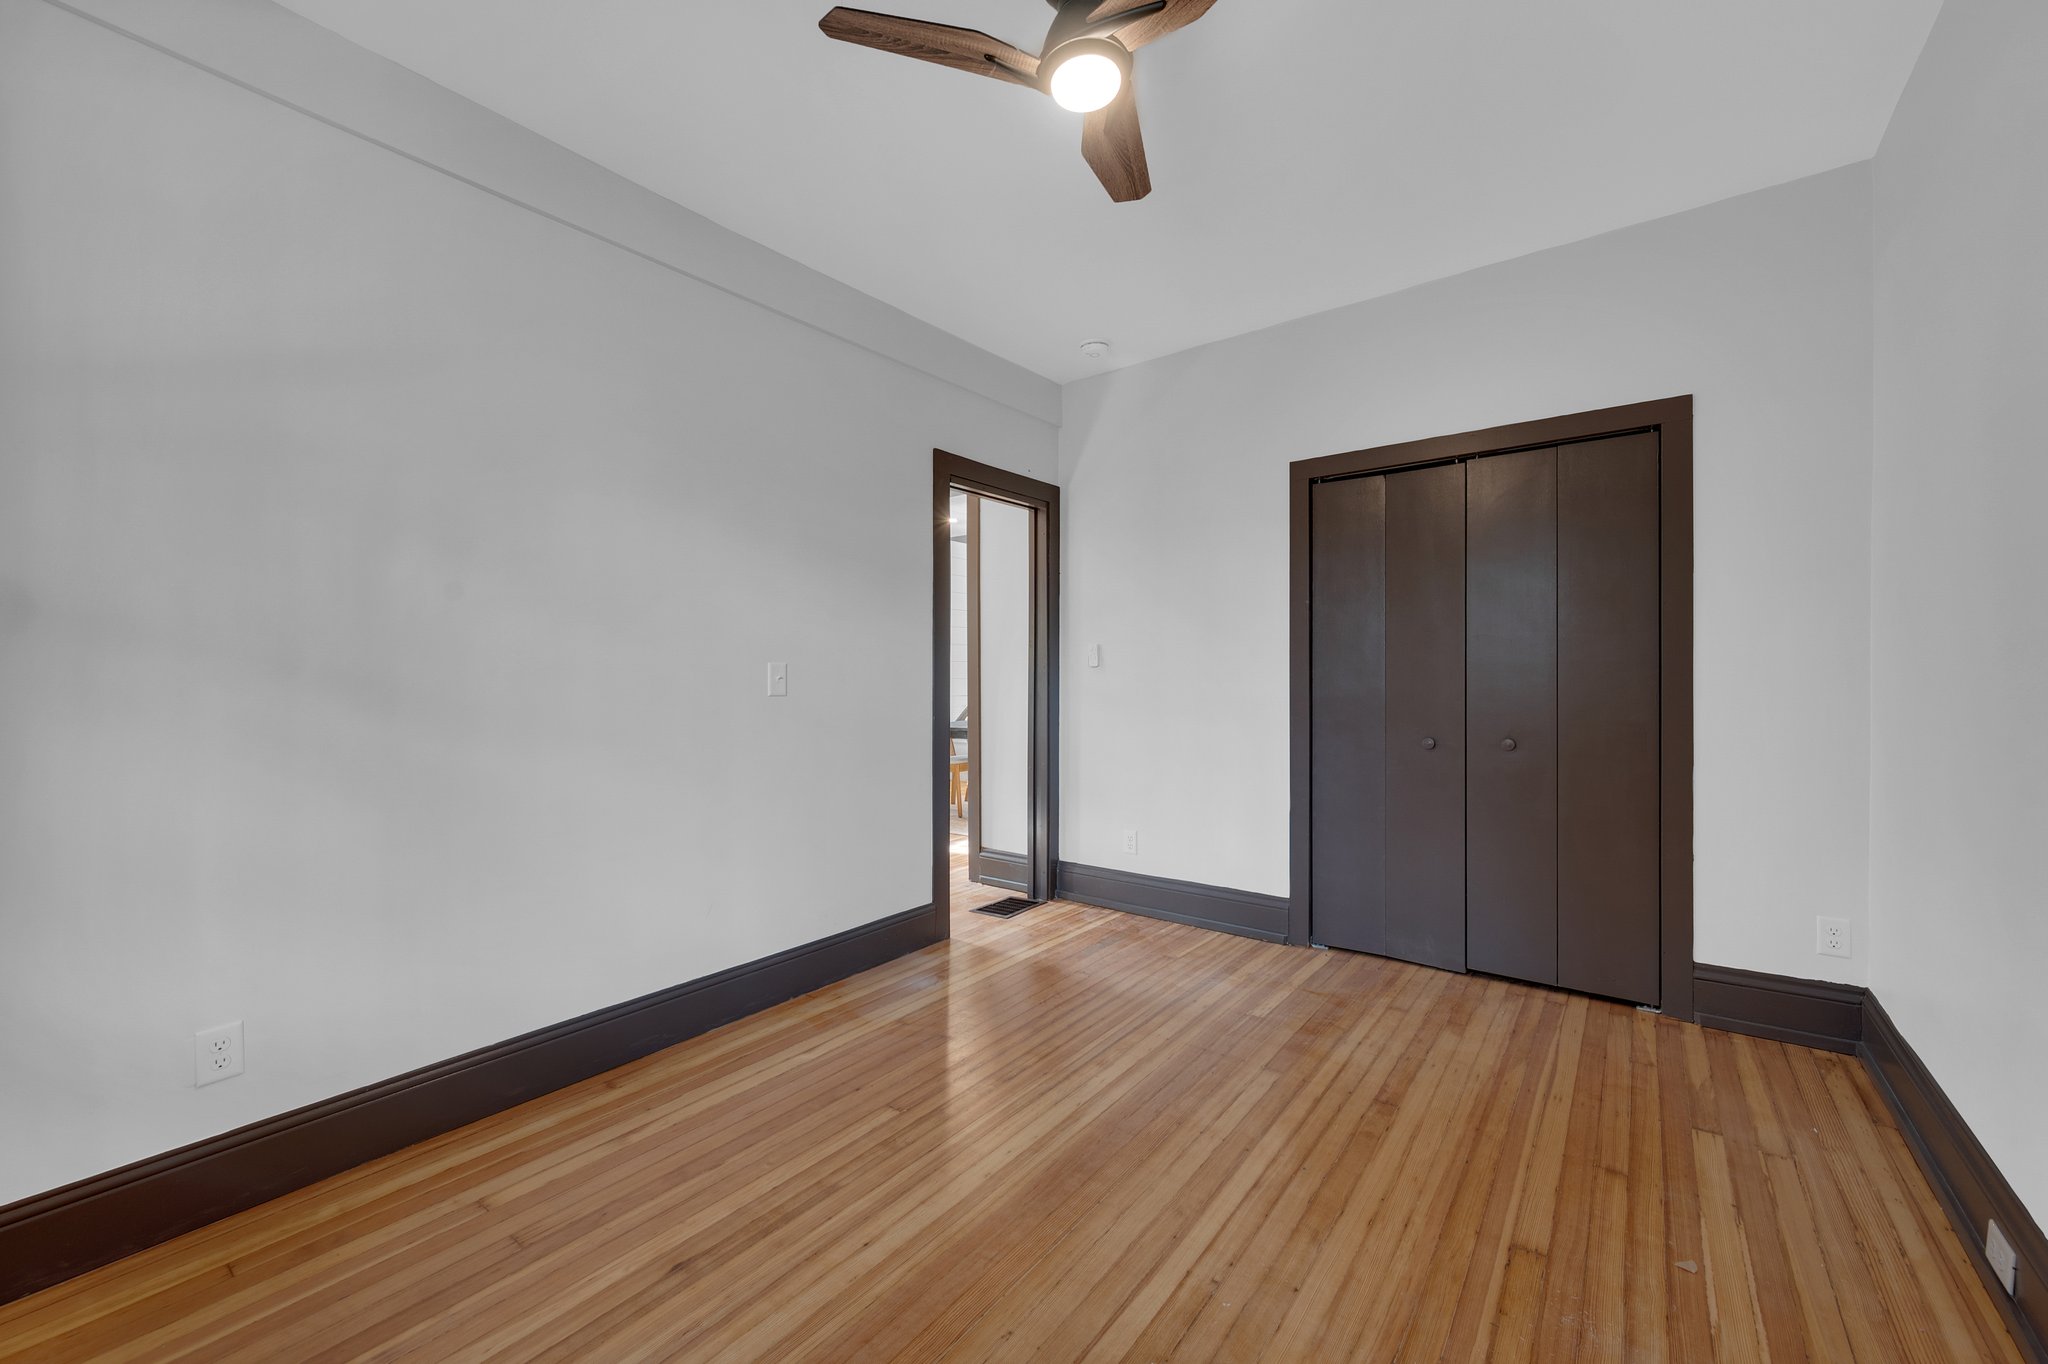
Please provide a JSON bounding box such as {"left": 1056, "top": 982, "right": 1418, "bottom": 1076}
{"left": 1287, "top": 396, "right": 1695, "bottom": 1021}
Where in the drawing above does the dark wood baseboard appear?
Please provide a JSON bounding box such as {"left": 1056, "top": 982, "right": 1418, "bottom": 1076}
{"left": 1056, "top": 862, "right": 1289, "bottom": 942}
{"left": 1693, "top": 962, "right": 1866, "bottom": 1054}
{"left": 1859, "top": 991, "right": 2046, "bottom": 1363}
{"left": 975, "top": 847, "right": 1030, "bottom": 894}
{"left": 0, "top": 904, "right": 940, "bottom": 1308}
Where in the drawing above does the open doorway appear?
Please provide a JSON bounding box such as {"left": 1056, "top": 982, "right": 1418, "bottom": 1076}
{"left": 932, "top": 451, "right": 1060, "bottom": 931}
{"left": 963, "top": 491, "right": 1031, "bottom": 896}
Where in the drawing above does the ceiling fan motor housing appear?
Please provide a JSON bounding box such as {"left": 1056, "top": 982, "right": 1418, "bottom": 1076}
{"left": 1043, "top": 0, "right": 1163, "bottom": 52}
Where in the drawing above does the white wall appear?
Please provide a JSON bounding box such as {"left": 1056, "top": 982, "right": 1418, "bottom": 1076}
{"left": 976, "top": 499, "right": 1032, "bottom": 856}
{"left": 12, "top": 0, "right": 2038, "bottom": 1239}
{"left": 0, "top": 0, "right": 1055, "bottom": 1205}
{"left": 1059, "top": 165, "right": 1875, "bottom": 985}
{"left": 1869, "top": 0, "right": 2048, "bottom": 1220}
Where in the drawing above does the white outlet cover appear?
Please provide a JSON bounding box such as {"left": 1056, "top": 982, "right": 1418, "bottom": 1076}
{"left": 195, "top": 1020, "right": 245, "bottom": 1087}
{"left": 1816, "top": 916, "right": 1852, "bottom": 958}
{"left": 1986, "top": 1219, "right": 2019, "bottom": 1296}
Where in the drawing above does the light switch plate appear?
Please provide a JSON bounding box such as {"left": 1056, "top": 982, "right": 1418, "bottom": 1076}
{"left": 766, "top": 662, "right": 788, "bottom": 697}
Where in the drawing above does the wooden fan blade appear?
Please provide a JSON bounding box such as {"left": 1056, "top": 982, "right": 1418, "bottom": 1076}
{"left": 1082, "top": 78, "right": 1150, "bottom": 203}
{"left": 1086, "top": 0, "right": 1215, "bottom": 50}
{"left": 819, "top": 8, "right": 1040, "bottom": 87}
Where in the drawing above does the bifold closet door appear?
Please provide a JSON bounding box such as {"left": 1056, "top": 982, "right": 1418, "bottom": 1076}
{"left": 1465, "top": 449, "right": 1559, "bottom": 986}
{"left": 1382, "top": 464, "right": 1466, "bottom": 970}
{"left": 1557, "top": 433, "right": 1660, "bottom": 1004}
{"left": 1310, "top": 465, "right": 1465, "bottom": 967}
{"left": 1465, "top": 434, "right": 1661, "bottom": 1005}
{"left": 1310, "top": 475, "right": 1386, "bottom": 955}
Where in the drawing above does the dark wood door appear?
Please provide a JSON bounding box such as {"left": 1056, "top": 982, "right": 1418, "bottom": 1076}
{"left": 1312, "top": 436, "right": 1659, "bottom": 1003}
{"left": 1309, "top": 476, "right": 1387, "bottom": 954}
{"left": 1558, "top": 433, "right": 1661, "bottom": 1004}
{"left": 1465, "top": 447, "right": 1560, "bottom": 986}
{"left": 1382, "top": 463, "right": 1467, "bottom": 971}
{"left": 1310, "top": 467, "right": 1466, "bottom": 966}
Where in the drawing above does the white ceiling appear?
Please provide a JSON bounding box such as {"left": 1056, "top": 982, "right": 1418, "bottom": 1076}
{"left": 272, "top": 0, "right": 1941, "bottom": 384}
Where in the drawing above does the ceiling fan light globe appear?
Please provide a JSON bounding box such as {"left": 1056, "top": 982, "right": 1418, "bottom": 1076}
{"left": 1049, "top": 52, "right": 1123, "bottom": 112}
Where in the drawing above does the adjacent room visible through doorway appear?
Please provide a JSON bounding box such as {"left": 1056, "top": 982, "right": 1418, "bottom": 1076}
{"left": 947, "top": 489, "right": 1029, "bottom": 913}
{"left": 932, "top": 451, "right": 1060, "bottom": 927}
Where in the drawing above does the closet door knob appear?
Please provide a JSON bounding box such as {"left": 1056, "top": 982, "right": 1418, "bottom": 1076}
{"left": 1421, "top": 736, "right": 1437, "bottom": 750}
{"left": 1500, "top": 737, "right": 1517, "bottom": 752}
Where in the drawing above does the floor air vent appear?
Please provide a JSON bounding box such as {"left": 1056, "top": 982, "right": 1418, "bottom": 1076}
{"left": 973, "top": 897, "right": 1043, "bottom": 919}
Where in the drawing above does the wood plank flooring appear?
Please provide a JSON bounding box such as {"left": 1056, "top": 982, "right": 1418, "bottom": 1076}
{"left": 0, "top": 863, "right": 2022, "bottom": 1361}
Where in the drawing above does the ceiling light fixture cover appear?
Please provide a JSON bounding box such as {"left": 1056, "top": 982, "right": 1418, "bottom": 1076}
{"left": 1048, "top": 42, "right": 1125, "bottom": 113}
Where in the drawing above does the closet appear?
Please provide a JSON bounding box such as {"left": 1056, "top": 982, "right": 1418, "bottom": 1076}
{"left": 1307, "top": 431, "right": 1662, "bottom": 1006}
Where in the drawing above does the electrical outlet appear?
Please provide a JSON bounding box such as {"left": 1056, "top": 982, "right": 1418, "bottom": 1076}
{"left": 1986, "top": 1220, "right": 2019, "bottom": 1297}
{"left": 1122, "top": 829, "right": 1138, "bottom": 855}
{"left": 1816, "top": 916, "right": 1851, "bottom": 959}
{"left": 195, "top": 1021, "right": 244, "bottom": 1087}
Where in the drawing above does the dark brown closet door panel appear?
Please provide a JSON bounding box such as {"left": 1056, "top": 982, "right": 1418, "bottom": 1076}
{"left": 1309, "top": 476, "right": 1387, "bottom": 954}
{"left": 1558, "top": 433, "right": 1661, "bottom": 1004}
{"left": 1383, "top": 463, "right": 1467, "bottom": 972}
{"left": 1466, "top": 447, "right": 1559, "bottom": 986}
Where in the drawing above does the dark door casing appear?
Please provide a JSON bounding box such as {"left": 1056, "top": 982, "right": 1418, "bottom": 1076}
{"left": 1289, "top": 397, "right": 1692, "bottom": 1018}
{"left": 1302, "top": 419, "right": 1668, "bottom": 1009}
{"left": 932, "top": 451, "right": 1061, "bottom": 928}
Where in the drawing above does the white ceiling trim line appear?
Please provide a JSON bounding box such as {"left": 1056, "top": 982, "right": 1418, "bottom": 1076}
{"left": 39, "top": 0, "right": 1061, "bottom": 427}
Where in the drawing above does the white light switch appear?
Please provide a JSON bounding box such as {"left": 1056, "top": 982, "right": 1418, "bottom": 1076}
{"left": 1088, "top": 644, "right": 1101, "bottom": 668}
{"left": 766, "top": 662, "right": 788, "bottom": 697}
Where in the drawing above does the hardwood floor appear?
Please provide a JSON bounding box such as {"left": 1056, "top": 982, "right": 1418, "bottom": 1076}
{"left": 0, "top": 869, "right": 2022, "bottom": 1362}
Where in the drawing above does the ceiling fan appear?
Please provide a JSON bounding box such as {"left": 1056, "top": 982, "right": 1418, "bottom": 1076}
{"left": 818, "top": 0, "right": 1218, "bottom": 203}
